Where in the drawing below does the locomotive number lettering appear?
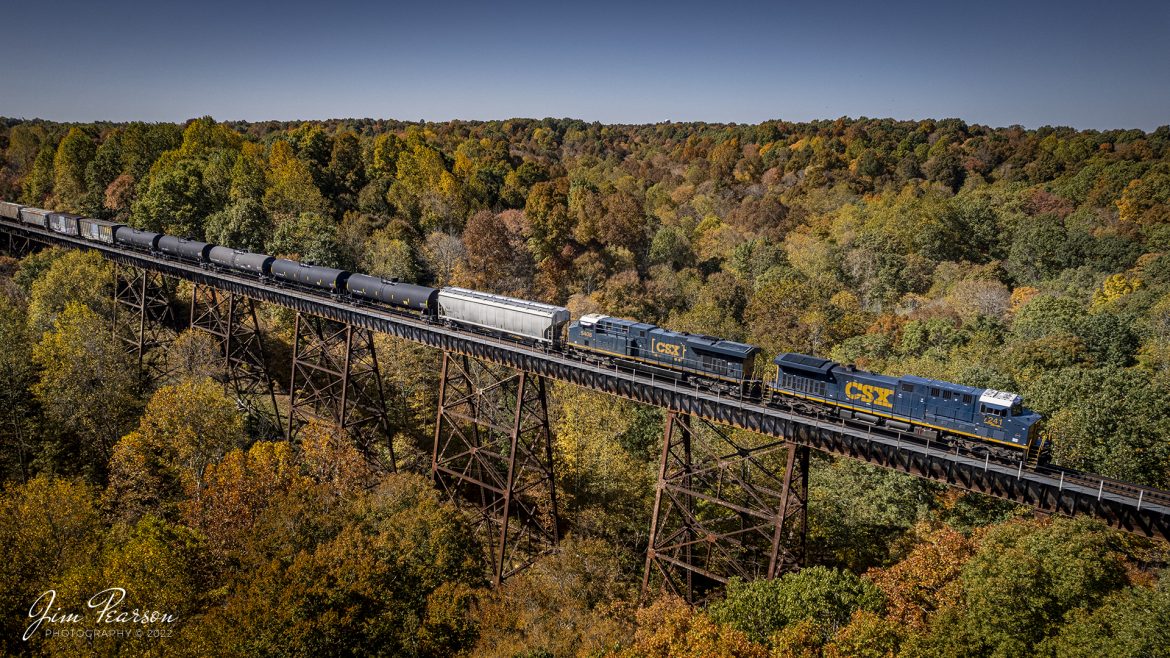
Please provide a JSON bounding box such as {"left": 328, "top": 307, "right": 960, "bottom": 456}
{"left": 844, "top": 382, "right": 894, "bottom": 408}
{"left": 984, "top": 415, "right": 1003, "bottom": 428}
{"left": 652, "top": 340, "right": 683, "bottom": 358}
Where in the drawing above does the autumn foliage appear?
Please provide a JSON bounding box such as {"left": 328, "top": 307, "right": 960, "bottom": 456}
{"left": 1, "top": 115, "right": 1169, "bottom": 655}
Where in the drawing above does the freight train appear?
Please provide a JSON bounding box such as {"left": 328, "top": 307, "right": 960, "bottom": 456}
{"left": 0, "top": 200, "right": 1044, "bottom": 461}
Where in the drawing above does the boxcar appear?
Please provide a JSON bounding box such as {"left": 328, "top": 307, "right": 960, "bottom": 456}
{"left": 114, "top": 227, "right": 163, "bottom": 251}
{"left": 437, "top": 287, "right": 570, "bottom": 345}
{"left": 78, "top": 218, "right": 122, "bottom": 244}
{"left": 19, "top": 207, "right": 50, "bottom": 228}
{"left": 568, "top": 314, "right": 760, "bottom": 382}
{"left": 158, "top": 236, "right": 213, "bottom": 262}
{"left": 47, "top": 212, "right": 82, "bottom": 236}
{"left": 347, "top": 274, "right": 438, "bottom": 313}
{"left": 0, "top": 201, "right": 21, "bottom": 221}
{"left": 208, "top": 246, "right": 274, "bottom": 276}
{"left": 270, "top": 258, "right": 349, "bottom": 292}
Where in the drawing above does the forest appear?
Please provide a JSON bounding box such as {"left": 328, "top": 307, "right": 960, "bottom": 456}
{"left": 0, "top": 115, "right": 1168, "bottom": 657}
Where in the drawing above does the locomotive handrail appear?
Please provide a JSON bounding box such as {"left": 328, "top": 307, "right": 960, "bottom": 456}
{"left": 2, "top": 219, "right": 1169, "bottom": 540}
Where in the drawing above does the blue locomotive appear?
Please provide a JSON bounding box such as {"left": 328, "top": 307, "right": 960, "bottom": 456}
{"left": 771, "top": 353, "right": 1042, "bottom": 458}
{"left": 567, "top": 313, "right": 760, "bottom": 390}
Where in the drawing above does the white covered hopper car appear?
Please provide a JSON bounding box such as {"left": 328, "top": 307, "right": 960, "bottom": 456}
{"left": 437, "top": 287, "right": 570, "bottom": 346}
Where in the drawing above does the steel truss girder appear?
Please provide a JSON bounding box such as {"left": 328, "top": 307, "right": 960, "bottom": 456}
{"left": 431, "top": 351, "right": 560, "bottom": 586}
{"left": 112, "top": 261, "right": 179, "bottom": 377}
{"left": 189, "top": 284, "right": 283, "bottom": 438}
{"left": 288, "top": 312, "right": 394, "bottom": 470}
{"left": 4, "top": 223, "right": 1168, "bottom": 542}
{"left": 643, "top": 412, "right": 808, "bottom": 603}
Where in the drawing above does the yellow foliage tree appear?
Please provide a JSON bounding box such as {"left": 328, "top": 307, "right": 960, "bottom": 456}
{"left": 1092, "top": 273, "right": 1142, "bottom": 309}
{"left": 610, "top": 595, "right": 768, "bottom": 658}
{"left": 264, "top": 140, "right": 328, "bottom": 221}
{"left": 26, "top": 249, "right": 111, "bottom": 338}
{"left": 106, "top": 377, "right": 245, "bottom": 522}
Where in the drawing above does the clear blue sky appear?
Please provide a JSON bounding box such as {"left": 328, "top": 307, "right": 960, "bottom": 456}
{"left": 3, "top": 0, "right": 1168, "bottom": 130}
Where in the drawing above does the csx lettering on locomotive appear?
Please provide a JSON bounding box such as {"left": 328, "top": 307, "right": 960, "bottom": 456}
{"left": 844, "top": 381, "right": 894, "bottom": 408}
{"left": 653, "top": 340, "right": 683, "bottom": 358}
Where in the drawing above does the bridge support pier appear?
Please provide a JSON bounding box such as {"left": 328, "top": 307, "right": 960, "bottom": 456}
{"left": 112, "top": 262, "right": 179, "bottom": 378}
{"left": 190, "top": 284, "right": 283, "bottom": 439}
{"left": 4, "top": 231, "right": 36, "bottom": 258}
{"left": 431, "top": 351, "right": 560, "bottom": 586}
{"left": 287, "top": 312, "right": 394, "bottom": 470}
{"left": 642, "top": 411, "right": 808, "bottom": 603}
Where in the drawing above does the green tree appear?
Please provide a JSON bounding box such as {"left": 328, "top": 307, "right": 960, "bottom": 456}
{"left": 327, "top": 130, "right": 367, "bottom": 210}
{"left": 809, "top": 459, "right": 939, "bottom": 570}
{"left": 1043, "top": 575, "right": 1170, "bottom": 658}
{"left": 363, "top": 228, "right": 420, "bottom": 282}
{"left": 551, "top": 384, "right": 656, "bottom": 552}
{"left": 46, "top": 516, "right": 210, "bottom": 657}
{"left": 959, "top": 517, "right": 1129, "bottom": 655}
{"left": 120, "top": 122, "right": 183, "bottom": 182}
{"left": 501, "top": 160, "right": 549, "bottom": 208}
{"left": 0, "top": 298, "right": 37, "bottom": 481}
{"left": 228, "top": 141, "right": 268, "bottom": 202}
{"left": 131, "top": 155, "right": 217, "bottom": 236}
{"left": 204, "top": 197, "right": 273, "bottom": 252}
{"left": 267, "top": 211, "right": 345, "bottom": 267}
{"left": 1005, "top": 215, "right": 1071, "bottom": 284}
{"left": 85, "top": 130, "right": 123, "bottom": 217}
{"left": 1026, "top": 367, "right": 1170, "bottom": 486}
{"left": 745, "top": 278, "right": 836, "bottom": 355}
{"left": 31, "top": 302, "right": 141, "bottom": 470}
{"left": 648, "top": 226, "right": 695, "bottom": 269}
{"left": 709, "top": 567, "right": 884, "bottom": 645}
{"left": 22, "top": 145, "right": 55, "bottom": 205}
{"left": 52, "top": 127, "right": 96, "bottom": 213}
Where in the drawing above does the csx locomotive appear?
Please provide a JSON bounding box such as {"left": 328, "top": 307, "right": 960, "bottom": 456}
{"left": 0, "top": 199, "right": 1043, "bottom": 461}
